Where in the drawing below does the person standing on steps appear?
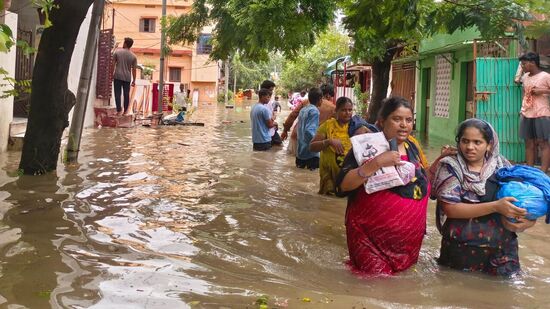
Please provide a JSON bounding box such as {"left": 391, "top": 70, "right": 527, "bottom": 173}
{"left": 518, "top": 52, "right": 550, "bottom": 173}
{"left": 112, "top": 37, "right": 137, "bottom": 116}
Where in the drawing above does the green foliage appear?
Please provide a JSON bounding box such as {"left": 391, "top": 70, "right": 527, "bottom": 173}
{"left": 279, "top": 27, "right": 350, "bottom": 92}
{"left": 166, "top": 0, "right": 208, "bottom": 47}
{"left": 0, "top": 24, "right": 14, "bottom": 52}
{"left": 33, "top": 0, "right": 58, "bottom": 28}
{"left": 425, "top": 0, "right": 532, "bottom": 39}
{"left": 525, "top": 20, "right": 550, "bottom": 39}
{"left": 37, "top": 290, "right": 51, "bottom": 298}
{"left": 0, "top": 0, "right": 52, "bottom": 99}
{"left": 523, "top": 0, "right": 550, "bottom": 39}
{"left": 340, "top": 0, "right": 542, "bottom": 122}
{"left": 340, "top": 0, "right": 427, "bottom": 62}
{"left": 217, "top": 89, "right": 234, "bottom": 103}
{"left": 230, "top": 52, "right": 283, "bottom": 91}
{"left": 141, "top": 64, "right": 155, "bottom": 79}
{"left": 353, "top": 83, "right": 369, "bottom": 117}
{"left": 340, "top": 0, "right": 539, "bottom": 62}
{"left": 0, "top": 67, "right": 31, "bottom": 98}
{"left": 6, "top": 168, "right": 24, "bottom": 178}
{"left": 255, "top": 295, "right": 269, "bottom": 308}
{"left": 167, "top": 0, "right": 336, "bottom": 61}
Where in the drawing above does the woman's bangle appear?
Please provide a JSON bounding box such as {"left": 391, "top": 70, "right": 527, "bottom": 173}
{"left": 357, "top": 165, "right": 370, "bottom": 179}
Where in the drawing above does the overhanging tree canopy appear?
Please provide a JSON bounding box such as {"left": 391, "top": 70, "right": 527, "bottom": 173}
{"left": 167, "top": 0, "right": 337, "bottom": 61}
{"left": 340, "top": 0, "right": 538, "bottom": 122}
{"left": 279, "top": 27, "right": 350, "bottom": 92}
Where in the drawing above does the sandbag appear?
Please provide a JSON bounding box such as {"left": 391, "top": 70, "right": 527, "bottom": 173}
{"left": 496, "top": 181, "right": 548, "bottom": 221}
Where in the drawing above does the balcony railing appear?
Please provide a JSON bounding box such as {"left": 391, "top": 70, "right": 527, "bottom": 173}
{"left": 197, "top": 45, "right": 212, "bottom": 54}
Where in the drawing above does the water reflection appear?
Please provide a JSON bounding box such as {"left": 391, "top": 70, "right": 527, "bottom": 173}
{"left": 0, "top": 104, "right": 548, "bottom": 308}
{"left": 0, "top": 173, "right": 81, "bottom": 308}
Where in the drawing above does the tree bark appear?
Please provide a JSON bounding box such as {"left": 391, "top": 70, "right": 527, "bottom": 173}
{"left": 366, "top": 48, "right": 397, "bottom": 124}
{"left": 19, "top": 0, "right": 94, "bottom": 175}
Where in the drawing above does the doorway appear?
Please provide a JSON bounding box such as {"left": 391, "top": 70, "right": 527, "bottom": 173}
{"left": 420, "top": 67, "right": 431, "bottom": 135}
{"left": 464, "top": 61, "right": 474, "bottom": 119}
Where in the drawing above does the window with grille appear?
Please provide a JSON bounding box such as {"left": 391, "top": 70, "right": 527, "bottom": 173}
{"left": 169, "top": 67, "right": 182, "bottom": 82}
{"left": 139, "top": 18, "right": 156, "bottom": 33}
{"left": 197, "top": 34, "right": 212, "bottom": 54}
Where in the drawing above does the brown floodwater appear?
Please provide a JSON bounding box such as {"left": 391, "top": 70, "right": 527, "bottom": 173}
{"left": 0, "top": 102, "right": 549, "bottom": 308}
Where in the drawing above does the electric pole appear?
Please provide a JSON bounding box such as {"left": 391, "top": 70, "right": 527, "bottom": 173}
{"left": 67, "top": 0, "right": 105, "bottom": 162}
{"left": 157, "top": 0, "right": 167, "bottom": 118}
{"left": 224, "top": 59, "right": 229, "bottom": 106}
{"left": 233, "top": 60, "right": 237, "bottom": 97}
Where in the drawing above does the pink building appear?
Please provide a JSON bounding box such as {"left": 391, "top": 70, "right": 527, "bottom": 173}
{"left": 104, "top": 0, "right": 219, "bottom": 106}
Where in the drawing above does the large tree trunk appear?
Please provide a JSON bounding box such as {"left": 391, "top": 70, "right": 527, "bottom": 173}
{"left": 366, "top": 48, "right": 397, "bottom": 124}
{"left": 19, "top": 0, "right": 94, "bottom": 175}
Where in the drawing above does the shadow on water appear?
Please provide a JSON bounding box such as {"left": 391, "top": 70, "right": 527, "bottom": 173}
{"left": 0, "top": 103, "right": 549, "bottom": 308}
{"left": 0, "top": 173, "right": 84, "bottom": 308}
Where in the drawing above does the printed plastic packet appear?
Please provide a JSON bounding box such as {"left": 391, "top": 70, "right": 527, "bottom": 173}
{"left": 350, "top": 132, "right": 405, "bottom": 194}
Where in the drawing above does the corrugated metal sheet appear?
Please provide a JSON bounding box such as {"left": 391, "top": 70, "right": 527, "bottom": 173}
{"left": 475, "top": 57, "right": 524, "bottom": 162}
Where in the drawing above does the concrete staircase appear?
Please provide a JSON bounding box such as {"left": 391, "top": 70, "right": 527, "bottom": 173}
{"left": 94, "top": 107, "right": 134, "bottom": 128}
{"left": 8, "top": 117, "right": 27, "bottom": 151}
{"left": 7, "top": 108, "right": 137, "bottom": 152}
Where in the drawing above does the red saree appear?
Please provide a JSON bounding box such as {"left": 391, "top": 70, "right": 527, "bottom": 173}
{"left": 345, "top": 179, "right": 430, "bottom": 275}
{"left": 338, "top": 138, "right": 431, "bottom": 275}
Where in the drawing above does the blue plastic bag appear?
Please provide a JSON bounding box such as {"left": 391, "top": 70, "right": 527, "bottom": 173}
{"left": 496, "top": 181, "right": 548, "bottom": 221}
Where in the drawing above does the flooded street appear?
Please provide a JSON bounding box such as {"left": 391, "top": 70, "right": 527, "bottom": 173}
{"left": 0, "top": 103, "right": 550, "bottom": 308}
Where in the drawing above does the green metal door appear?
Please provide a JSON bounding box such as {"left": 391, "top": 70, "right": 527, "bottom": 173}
{"left": 475, "top": 57, "right": 524, "bottom": 162}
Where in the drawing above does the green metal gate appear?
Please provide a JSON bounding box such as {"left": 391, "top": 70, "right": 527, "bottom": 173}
{"left": 475, "top": 57, "right": 524, "bottom": 162}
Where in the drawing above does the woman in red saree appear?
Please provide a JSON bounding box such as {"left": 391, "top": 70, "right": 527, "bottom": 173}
{"left": 336, "top": 97, "right": 433, "bottom": 275}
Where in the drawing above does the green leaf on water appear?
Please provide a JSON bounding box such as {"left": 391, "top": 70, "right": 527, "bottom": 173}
{"left": 37, "top": 291, "right": 51, "bottom": 298}
{"left": 255, "top": 295, "right": 269, "bottom": 306}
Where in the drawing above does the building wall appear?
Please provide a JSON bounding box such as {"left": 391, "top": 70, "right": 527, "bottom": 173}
{"left": 8, "top": 0, "right": 39, "bottom": 33}
{"left": 67, "top": 4, "right": 96, "bottom": 129}
{"left": 0, "top": 12, "right": 17, "bottom": 152}
{"left": 5, "top": 1, "right": 96, "bottom": 133}
{"left": 106, "top": 1, "right": 193, "bottom": 84}
{"left": 191, "top": 54, "right": 217, "bottom": 104}
{"left": 191, "top": 54, "right": 217, "bottom": 82}
{"left": 416, "top": 47, "right": 474, "bottom": 143}
{"left": 107, "top": 1, "right": 218, "bottom": 106}
{"left": 137, "top": 53, "right": 192, "bottom": 84}
{"left": 0, "top": 3, "right": 110, "bottom": 155}
{"left": 419, "top": 29, "right": 480, "bottom": 54}
{"left": 191, "top": 81, "right": 217, "bottom": 106}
